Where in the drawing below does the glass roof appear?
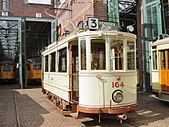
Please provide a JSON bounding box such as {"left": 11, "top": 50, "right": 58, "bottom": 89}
{"left": 119, "top": 0, "right": 136, "bottom": 13}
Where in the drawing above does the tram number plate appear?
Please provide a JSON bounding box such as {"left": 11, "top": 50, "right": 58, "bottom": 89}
{"left": 112, "top": 82, "right": 124, "bottom": 88}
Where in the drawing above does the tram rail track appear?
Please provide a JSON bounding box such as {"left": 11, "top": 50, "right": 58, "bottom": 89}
{"left": 13, "top": 89, "right": 21, "bottom": 127}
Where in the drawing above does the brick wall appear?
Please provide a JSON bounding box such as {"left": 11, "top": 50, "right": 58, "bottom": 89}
{"left": 93, "top": 0, "right": 107, "bottom": 21}
{"left": 0, "top": 0, "right": 55, "bottom": 18}
{"left": 0, "top": 0, "right": 108, "bottom": 31}
{"left": 56, "top": 0, "right": 107, "bottom": 33}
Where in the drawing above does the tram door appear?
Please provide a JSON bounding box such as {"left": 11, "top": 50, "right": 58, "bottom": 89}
{"left": 160, "top": 50, "right": 169, "bottom": 92}
{"left": 69, "top": 43, "right": 79, "bottom": 102}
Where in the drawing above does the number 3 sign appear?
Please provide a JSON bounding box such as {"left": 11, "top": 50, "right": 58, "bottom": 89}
{"left": 88, "top": 18, "right": 99, "bottom": 30}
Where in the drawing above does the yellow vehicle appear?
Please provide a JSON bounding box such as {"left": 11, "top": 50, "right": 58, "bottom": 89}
{"left": 151, "top": 37, "right": 169, "bottom": 101}
{"left": 26, "top": 57, "right": 42, "bottom": 84}
{"left": 0, "top": 61, "right": 16, "bottom": 83}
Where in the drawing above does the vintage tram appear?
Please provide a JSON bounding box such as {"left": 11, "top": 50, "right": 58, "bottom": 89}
{"left": 42, "top": 27, "right": 138, "bottom": 121}
{"left": 26, "top": 57, "right": 42, "bottom": 84}
{"left": 151, "top": 37, "right": 169, "bottom": 101}
{"left": 0, "top": 61, "right": 16, "bottom": 83}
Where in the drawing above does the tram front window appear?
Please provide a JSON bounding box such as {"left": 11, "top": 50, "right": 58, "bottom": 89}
{"left": 33, "top": 63, "right": 41, "bottom": 70}
{"left": 3, "top": 66, "right": 11, "bottom": 72}
{"left": 110, "top": 40, "right": 123, "bottom": 70}
{"left": 91, "top": 39, "right": 105, "bottom": 70}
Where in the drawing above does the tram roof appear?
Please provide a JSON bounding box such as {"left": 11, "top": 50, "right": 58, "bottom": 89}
{"left": 151, "top": 37, "right": 169, "bottom": 46}
{"left": 0, "top": 61, "right": 15, "bottom": 65}
{"left": 56, "top": 29, "right": 135, "bottom": 43}
{"left": 27, "top": 57, "right": 41, "bottom": 63}
{"left": 42, "top": 29, "right": 136, "bottom": 54}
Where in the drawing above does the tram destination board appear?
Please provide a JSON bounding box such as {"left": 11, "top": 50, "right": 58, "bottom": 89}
{"left": 99, "top": 21, "right": 118, "bottom": 31}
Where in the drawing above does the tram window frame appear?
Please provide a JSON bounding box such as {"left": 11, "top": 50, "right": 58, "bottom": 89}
{"left": 50, "top": 52, "right": 56, "bottom": 72}
{"left": 80, "top": 40, "right": 86, "bottom": 70}
{"left": 161, "top": 50, "right": 166, "bottom": 69}
{"left": 91, "top": 39, "right": 106, "bottom": 70}
{"left": 110, "top": 39, "right": 124, "bottom": 70}
{"left": 127, "top": 41, "right": 135, "bottom": 70}
{"left": 152, "top": 49, "right": 158, "bottom": 70}
{"left": 58, "top": 47, "right": 67, "bottom": 72}
{"left": 45, "top": 55, "right": 48, "bottom": 72}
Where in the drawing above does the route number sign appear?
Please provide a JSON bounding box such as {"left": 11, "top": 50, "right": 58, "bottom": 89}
{"left": 88, "top": 18, "right": 99, "bottom": 30}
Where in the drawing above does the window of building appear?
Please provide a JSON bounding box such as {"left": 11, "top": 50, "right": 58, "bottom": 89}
{"left": 58, "top": 47, "right": 67, "bottom": 72}
{"left": 80, "top": 40, "right": 86, "bottom": 70}
{"left": 50, "top": 52, "right": 56, "bottom": 72}
{"left": 2, "top": 0, "right": 9, "bottom": 11}
{"left": 25, "top": 0, "right": 51, "bottom": 5}
{"left": 145, "top": 0, "right": 154, "bottom": 4}
{"left": 45, "top": 55, "right": 48, "bottom": 72}
{"left": 110, "top": 40, "right": 124, "bottom": 70}
{"left": 91, "top": 39, "right": 106, "bottom": 70}
{"left": 51, "top": 20, "right": 57, "bottom": 43}
{"left": 127, "top": 41, "right": 135, "bottom": 70}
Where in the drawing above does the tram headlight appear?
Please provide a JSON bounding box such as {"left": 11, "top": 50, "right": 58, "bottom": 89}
{"left": 112, "top": 90, "right": 123, "bottom": 103}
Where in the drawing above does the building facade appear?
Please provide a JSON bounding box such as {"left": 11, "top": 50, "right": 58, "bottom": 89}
{"left": 141, "top": 0, "right": 169, "bottom": 91}
{"left": 0, "top": 0, "right": 137, "bottom": 88}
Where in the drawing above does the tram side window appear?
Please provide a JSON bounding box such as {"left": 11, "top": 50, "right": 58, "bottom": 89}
{"left": 50, "top": 52, "right": 56, "bottom": 72}
{"left": 152, "top": 50, "right": 157, "bottom": 70}
{"left": 58, "top": 47, "right": 67, "bottom": 72}
{"left": 80, "top": 40, "right": 86, "bottom": 70}
{"left": 127, "top": 41, "right": 135, "bottom": 70}
{"left": 110, "top": 40, "right": 123, "bottom": 70}
{"left": 161, "top": 51, "right": 166, "bottom": 69}
{"left": 91, "top": 39, "right": 106, "bottom": 70}
{"left": 45, "top": 56, "right": 48, "bottom": 72}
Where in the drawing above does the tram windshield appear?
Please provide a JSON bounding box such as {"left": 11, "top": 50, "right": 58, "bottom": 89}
{"left": 110, "top": 39, "right": 124, "bottom": 70}
{"left": 110, "top": 39, "right": 135, "bottom": 70}
{"left": 3, "top": 66, "right": 11, "bottom": 72}
{"left": 33, "top": 63, "right": 41, "bottom": 70}
{"left": 91, "top": 39, "right": 106, "bottom": 70}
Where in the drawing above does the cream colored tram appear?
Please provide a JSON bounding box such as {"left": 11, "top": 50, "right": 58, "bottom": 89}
{"left": 42, "top": 29, "right": 137, "bottom": 121}
{"left": 151, "top": 38, "right": 169, "bottom": 101}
